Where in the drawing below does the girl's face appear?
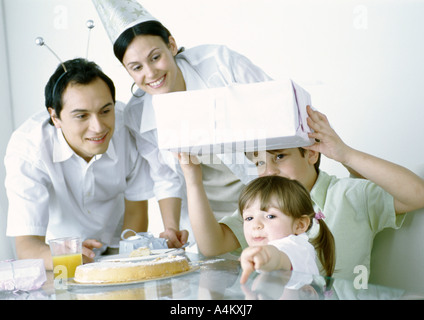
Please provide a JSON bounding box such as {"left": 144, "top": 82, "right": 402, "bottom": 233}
{"left": 242, "top": 196, "right": 301, "bottom": 247}
{"left": 122, "top": 35, "right": 185, "bottom": 95}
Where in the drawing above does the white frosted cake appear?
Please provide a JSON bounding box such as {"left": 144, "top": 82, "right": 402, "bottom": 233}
{"left": 74, "top": 255, "right": 190, "bottom": 284}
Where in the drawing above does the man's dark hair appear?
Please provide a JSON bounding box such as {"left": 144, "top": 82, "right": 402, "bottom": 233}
{"left": 44, "top": 58, "right": 115, "bottom": 125}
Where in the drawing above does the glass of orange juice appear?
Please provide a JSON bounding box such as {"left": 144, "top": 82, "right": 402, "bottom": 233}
{"left": 49, "top": 236, "right": 82, "bottom": 281}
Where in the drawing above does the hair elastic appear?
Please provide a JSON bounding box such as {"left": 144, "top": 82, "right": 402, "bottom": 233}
{"left": 314, "top": 211, "right": 325, "bottom": 221}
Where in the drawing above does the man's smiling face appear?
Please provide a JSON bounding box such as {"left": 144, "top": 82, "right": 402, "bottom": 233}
{"left": 49, "top": 77, "right": 115, "bottom": 162}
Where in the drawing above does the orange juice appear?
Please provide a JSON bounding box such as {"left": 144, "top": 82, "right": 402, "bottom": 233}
{"left": 52, "top": 253, "right": 82, "bottom": 279}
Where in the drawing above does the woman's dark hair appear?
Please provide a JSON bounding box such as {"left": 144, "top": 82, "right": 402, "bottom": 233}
{"left": 44, "top": 58, "right": 115, "bottom": 125}
{"left": 114, "top": 20, "right": 180, "bottom": 63}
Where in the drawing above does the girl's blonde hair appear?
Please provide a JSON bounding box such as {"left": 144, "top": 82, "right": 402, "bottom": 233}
{"left": 238, "top": 175, "right": 336, "bottom": 277}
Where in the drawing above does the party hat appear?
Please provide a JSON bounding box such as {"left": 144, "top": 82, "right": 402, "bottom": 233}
{"left": 92, "top": 0, "right": 158, "bottom": 44}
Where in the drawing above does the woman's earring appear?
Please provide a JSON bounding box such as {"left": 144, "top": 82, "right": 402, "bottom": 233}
{"left": 131, "top": 82, "right": 143, "bottom": 98}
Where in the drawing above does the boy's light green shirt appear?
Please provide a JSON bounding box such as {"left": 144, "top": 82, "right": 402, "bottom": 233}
{"left": 220, "top": 170, "right": 405, "bottom": 280}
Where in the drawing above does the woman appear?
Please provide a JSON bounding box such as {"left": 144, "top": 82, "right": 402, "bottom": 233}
{"left": 95, "top": 1, "right": 272, "bottom": 248}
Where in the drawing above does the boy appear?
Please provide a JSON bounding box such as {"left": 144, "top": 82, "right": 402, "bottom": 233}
{"left": 178, "top": 106, "right": 424, "bottom": 280}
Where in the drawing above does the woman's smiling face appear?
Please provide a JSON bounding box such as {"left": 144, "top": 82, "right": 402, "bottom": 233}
{"left": 122, "top": 34, "right": 185, "bottom": 95}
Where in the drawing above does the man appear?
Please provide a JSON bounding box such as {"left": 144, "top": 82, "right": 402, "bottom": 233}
{"left": 5, "top": 58, "right": 153, "bottom": 269}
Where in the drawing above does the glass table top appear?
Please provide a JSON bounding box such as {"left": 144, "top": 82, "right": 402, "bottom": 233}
{"left": 1, "top": 252, "right": 423, "bottom": 301}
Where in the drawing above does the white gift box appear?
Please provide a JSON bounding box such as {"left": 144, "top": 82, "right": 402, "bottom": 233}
{"left": 152, "top": 79, "right": 314, "bottom": 155}
{"left": 0, "top": 259, "right": 46, "bottom": 291}
{"left": 119, "top": 230, "right": 167, "bottom": 254}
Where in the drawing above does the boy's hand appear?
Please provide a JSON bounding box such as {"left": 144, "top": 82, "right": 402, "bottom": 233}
{"left": 176, "top": 152, "right": 203, "bottom": 183}
{"left": 305, "top": 105, "right": 352, "bottom": 164}
{"left": 176, "top": 152, "right": 200, "bottom": 166}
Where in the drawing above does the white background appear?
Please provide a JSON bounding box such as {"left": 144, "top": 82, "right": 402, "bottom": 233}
{"left": 1, "top": 0, "right": 423, "bottom": 292}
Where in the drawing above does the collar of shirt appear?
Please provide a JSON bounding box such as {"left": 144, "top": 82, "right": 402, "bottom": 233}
{"left": 310, "top": 170, "right": 331, "bottom": 213}
{"left": 52, "top": 128, "right": 117, "bottom": 163}
{"left": 176, "top": 58, "right": 207, "bottom": 91}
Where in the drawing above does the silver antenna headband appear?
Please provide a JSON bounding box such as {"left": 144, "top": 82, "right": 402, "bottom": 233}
{"left": 35, "top": 20, "right": 95, "bottom": 97}
{"left": 35, "top": 37, "right": 68, "bottom": 72}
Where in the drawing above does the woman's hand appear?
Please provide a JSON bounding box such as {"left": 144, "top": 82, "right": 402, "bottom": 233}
{"left": 160, "top": 227, "right": 189, "bottom": 248}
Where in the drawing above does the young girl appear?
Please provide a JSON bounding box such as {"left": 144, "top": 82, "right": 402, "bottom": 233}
{"left": 239, "top": 175, "right": 335, "bottom": 284}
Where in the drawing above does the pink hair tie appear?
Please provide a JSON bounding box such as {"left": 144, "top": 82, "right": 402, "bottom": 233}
{"left": 315, "top": 211, "right": 325, "bottom": 221}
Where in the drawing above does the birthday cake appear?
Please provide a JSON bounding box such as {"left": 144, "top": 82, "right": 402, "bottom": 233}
{"left": 129, "top": 246, "right": 151, "bottom": 257}
{"left": 73, "top": 255, "right": 190, "bottom": 284}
